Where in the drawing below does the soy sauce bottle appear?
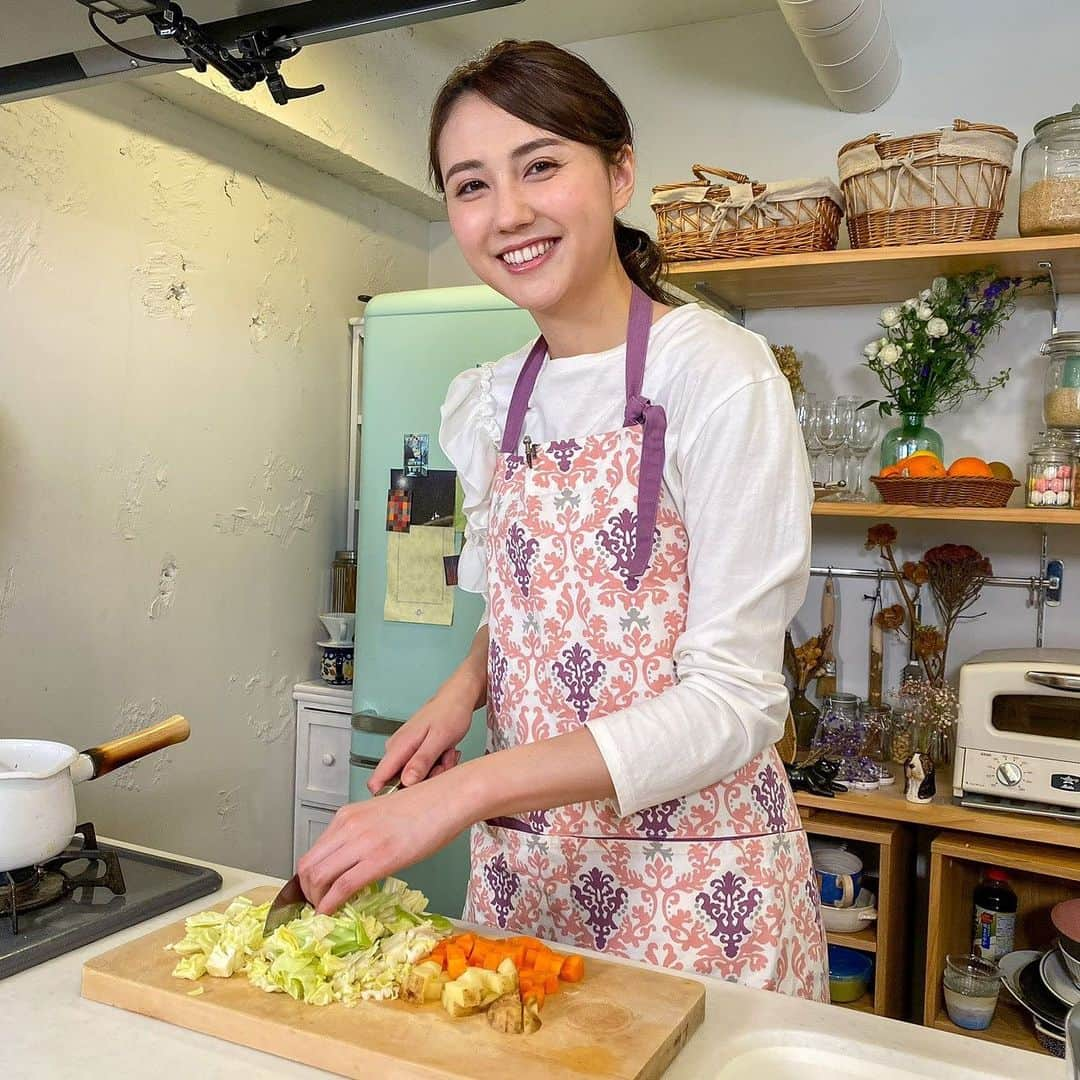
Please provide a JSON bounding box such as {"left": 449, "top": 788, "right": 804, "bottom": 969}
{"left": 972, "top": 868, "right": 1017, "bottom": 961}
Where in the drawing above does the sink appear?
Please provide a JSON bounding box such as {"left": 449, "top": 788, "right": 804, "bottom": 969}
{"left": 716, "top": 1045, "right": 942, "bottom": 1079}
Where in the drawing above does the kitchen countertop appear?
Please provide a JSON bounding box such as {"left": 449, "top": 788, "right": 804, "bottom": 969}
{"left": 0, "top": 841, "right": 1063, "bottom": 1080}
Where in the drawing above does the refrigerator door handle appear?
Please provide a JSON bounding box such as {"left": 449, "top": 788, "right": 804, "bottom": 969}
{"left": 350, "top": 752, "right": 384, "bottom": 770}
{"left": 351, "top": 712, "right": 405, "bottom": 735}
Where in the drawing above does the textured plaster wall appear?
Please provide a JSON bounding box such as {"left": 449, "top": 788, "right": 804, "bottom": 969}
{"left": 0, "top": 82, "right": 429, "bottom": 876}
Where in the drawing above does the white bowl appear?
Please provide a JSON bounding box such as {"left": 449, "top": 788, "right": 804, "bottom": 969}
{"left": 820, "top": 888, "right": 878, "bottom": 932}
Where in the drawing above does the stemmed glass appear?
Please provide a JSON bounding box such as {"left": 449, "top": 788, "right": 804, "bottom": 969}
{"left": 815, "top": 398, "right": 854, "bottom": 496}
{"left": 837, "top": 406, "right": 880, "bottom": 502}
{"left": 796, "top": 394, "right": 825, "bottom": 485}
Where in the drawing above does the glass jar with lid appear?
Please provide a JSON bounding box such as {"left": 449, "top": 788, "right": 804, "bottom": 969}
{"left": 1042, "top": 331, "right": 1080, "bottom": 440}
{"left": 1026, "top": 430, "right": 1076, "bottom": 509}
{"left": 1019, "top": 104, "right": 1080, "bottom": 236}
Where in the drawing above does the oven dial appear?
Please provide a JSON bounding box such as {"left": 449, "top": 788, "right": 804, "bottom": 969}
{"left": 995, "top": 761, "right": 1023, "bottom": 787}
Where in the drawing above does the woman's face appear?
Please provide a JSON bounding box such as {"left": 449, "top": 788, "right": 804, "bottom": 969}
{"left": 437, "top": 92, "right": 635, "bottom": 315}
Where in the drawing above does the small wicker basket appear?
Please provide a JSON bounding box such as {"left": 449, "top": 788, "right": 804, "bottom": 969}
{"left": 650, "top": 166, "right": 843, "bottom": 261}
{"left": 838, "top": 120, "right": 1018, "bottom": 248}
{"left": 870, "top": 475, "right": 1020, "bottom": 508}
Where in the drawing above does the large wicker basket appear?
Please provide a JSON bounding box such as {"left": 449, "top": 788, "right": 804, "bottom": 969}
{"left": 650, "top": 166, "right": 843, "bottom": 261}
{"left": 838, "top": 120, "right": 1018, "bottom": 248}
{"left": 871, "top": 475, "right": 1020, "bottom": 508}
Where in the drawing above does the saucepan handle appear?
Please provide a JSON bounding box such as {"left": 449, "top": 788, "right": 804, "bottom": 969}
{"left": 75, "top": 715, "right": 190, "bottom": 781}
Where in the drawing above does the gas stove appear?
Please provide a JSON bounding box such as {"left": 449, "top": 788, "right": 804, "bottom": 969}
{"left": 0, "top": 822, "right": 221, "bottom": 979}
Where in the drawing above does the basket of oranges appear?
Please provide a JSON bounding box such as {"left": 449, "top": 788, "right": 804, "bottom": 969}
{"left": 871, "top": 452, "right": 1019, "bottom": 507}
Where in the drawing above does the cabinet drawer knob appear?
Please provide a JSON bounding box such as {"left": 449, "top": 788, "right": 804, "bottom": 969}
{"left": 322, "top": 753, "right": 336, "bottom": 766}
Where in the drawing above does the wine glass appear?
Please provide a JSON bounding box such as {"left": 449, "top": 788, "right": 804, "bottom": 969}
{"left": 797, "top": 396, "right": 824, "bottom": 485}
{"left": 839, "top": 406, "right": 880, "bottom": 502}
{"left": 815, "top": 398, "right": 854, "bottom": 496}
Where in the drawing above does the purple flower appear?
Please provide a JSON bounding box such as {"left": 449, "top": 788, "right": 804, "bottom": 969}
{"left": 982, "top": 278, "right": 1010, "bottom": 301}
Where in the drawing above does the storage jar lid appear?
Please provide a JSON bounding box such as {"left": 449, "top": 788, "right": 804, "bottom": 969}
{"left": 1034, "top": 103, "right": 1080, "bottom": 136}
{"left": 1041, "top": 331, "right": 1080, "bottom": 358}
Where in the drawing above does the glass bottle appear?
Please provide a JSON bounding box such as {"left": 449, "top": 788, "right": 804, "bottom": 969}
{"left": 880, "top": 412, "right": 945, "bottom": 469}
{"left": 1026, "top": 430, "right": 1076, "bottom": 510}
{"left": 1019, "top": 104, "right": 1080, "bottom": 237}
{"left": 1041, "top": 331, "right": 1080, "bottom": 441}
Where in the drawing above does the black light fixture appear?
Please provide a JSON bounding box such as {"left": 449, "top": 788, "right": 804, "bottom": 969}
{"left": 1, "top": 1, "right": 524, "bottom": 106}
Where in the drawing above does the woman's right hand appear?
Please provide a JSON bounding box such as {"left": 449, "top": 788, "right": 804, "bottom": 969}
{"left": 368, "top": 691, "right": 476, "bottom": 792}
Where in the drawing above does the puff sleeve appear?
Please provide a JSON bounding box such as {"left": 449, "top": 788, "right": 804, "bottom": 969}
{"left": 438, "top": 362, "right": 500, "bottom": 628}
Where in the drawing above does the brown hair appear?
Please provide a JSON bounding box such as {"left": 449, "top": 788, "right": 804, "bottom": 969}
{"left": 428, "top": 40, "right": 674, "bottom": 304}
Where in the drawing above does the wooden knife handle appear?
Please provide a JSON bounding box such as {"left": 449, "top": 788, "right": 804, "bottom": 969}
{"left": 82, "top": 715, "right": 190, "bottom": 779}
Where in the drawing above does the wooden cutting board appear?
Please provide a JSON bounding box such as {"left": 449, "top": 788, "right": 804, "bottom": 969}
{"left": 82, "top": 887, "right": 705, "bottom": 1079}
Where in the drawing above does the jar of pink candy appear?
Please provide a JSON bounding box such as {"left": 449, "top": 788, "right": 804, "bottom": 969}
{"left": 1026, "top": 430, "right": 1076, "bottom": 508}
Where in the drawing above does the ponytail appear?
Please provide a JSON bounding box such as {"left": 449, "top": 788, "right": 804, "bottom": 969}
{"left": 614, "top": 219, "right": 677, "bottom": 305}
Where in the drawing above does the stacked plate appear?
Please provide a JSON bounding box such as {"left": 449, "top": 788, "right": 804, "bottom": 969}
{"left": 998, "top": 946, "right": 1076, "bottom": 1057}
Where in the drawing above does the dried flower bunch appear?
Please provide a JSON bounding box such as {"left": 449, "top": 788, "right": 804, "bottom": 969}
{"left": 861, "top": 271, "right": 1030, "bottom": 419}
{"left": 771, "top": 344, "right": 804, "bottom": 395}
{"left": 898, "top": 678, "right": 960, "bottom": 739}
{"left": 865, "top": 524, "right": 992, "bottom": 685}
{"left": 783, "top": 626, "right": 833, "bottom": 692}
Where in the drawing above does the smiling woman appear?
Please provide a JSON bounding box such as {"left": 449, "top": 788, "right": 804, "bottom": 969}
{"left": 296, "top": 39, "right": 826, "bottom": 1005}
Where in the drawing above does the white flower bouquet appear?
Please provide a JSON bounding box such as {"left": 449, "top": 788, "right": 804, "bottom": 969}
{"left": 861, "top": 271, "right": 1029, "bottom": 418}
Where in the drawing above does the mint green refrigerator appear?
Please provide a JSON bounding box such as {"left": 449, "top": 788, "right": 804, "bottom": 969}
{"left": 349, "top": 285, "right": 536, "bottom": 916}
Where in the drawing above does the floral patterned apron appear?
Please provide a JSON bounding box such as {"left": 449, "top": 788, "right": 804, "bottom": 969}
{"left": 463, "top": 286, "right": 828, "bottom": 1000}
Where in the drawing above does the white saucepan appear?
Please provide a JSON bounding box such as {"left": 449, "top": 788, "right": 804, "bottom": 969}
{"left": 0, "top": 715, "right": 189, "bottom": 873}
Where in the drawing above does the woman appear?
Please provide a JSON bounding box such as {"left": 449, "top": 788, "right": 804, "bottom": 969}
{"left": 298, "top": 40, "right": 827, "bottom": 1000}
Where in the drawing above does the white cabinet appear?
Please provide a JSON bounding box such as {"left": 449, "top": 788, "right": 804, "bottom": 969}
{"left": 292, "top": 681, "right": 352, "bottom": 867}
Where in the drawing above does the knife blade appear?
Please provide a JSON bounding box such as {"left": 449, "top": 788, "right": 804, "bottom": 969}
{"left": 262, "top": 774, "right": 403, "bottom": 935}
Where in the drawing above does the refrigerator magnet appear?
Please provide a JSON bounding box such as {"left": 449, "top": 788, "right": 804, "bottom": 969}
{"left": 404, "top": 433, "right": 429, "bottom": 477}
{"left": 386, "top": 488, "right": 411, "bottom": 532}
{"left": 443, "top": 554, "right": 459, "bottom": 587}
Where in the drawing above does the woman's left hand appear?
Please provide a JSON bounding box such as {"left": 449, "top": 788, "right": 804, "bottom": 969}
{"left": 296, "top": 772, "right": 472, "bottom": 915}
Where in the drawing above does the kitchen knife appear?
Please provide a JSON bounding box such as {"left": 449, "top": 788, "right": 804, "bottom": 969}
{"left": 262, "top": 775, "right": 402, "bottom": 935}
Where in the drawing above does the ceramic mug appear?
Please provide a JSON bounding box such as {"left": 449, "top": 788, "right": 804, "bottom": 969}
{"left": 814, "top": 848, "right": 863, "bottom": 908}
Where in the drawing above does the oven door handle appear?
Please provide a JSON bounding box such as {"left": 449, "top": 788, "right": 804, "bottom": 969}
{"left": 1025, "top": 670, "right": 1080, "bottom": 693}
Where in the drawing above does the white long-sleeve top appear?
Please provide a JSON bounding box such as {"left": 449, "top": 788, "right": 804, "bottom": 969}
{"left": 438, "top": 303, "right": 813, "bottom": 816}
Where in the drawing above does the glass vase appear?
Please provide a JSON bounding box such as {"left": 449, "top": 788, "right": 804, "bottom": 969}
{"left": 880, "top": 412, "right": 945, "bottom": 469}
{"left": 791, "top": 687, "right": 821, "bottom": 751}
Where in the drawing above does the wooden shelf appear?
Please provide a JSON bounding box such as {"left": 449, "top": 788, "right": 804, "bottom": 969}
{"left": 932, "top": 1001, "right": 1048, "bottom": 1057}
{"left": 812, "top": 502, "right": 1080, "bottom": 526}
{"left": 795, "top": 768, "right": 1080, "bottom": 851}
{"left": 665, "top": 234, "right": 1080, "bottom": 310}
{"left": 825, "top": 928, "right": 877, "bottom": 953}
{"left": 834, "top": 992, "right": 876, "bottom": 1013}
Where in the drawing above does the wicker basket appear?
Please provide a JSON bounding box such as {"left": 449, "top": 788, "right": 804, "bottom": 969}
{"left": 650, "top": 166, "right": 843, "bottom": 261}
{"left": 838, "top": 120, "right": 1018, "bottom": 248}
{"left": 870, "top": 475, "right": 1020, "bottom": 508}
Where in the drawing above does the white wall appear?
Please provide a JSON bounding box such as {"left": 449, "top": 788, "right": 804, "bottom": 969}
{"left": 0, "top": 83, "right": 430, "bottom": 876}
{"left": 428, "top": 0, "right": 1080, "bottom": 698}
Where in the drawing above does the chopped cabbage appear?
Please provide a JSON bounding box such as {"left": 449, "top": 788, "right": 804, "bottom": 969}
{"left": 166, "top": 877, "right": 451, "bottom": 1007}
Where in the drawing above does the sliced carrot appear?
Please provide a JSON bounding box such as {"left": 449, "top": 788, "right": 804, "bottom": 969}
{"left": 428, "top": 944, "right": 447, "bottom": 964}
{"left": 523, "top": 948, "right": 539, "bottom": 969}
{"left": 455, "top": 933, "right": 476, "bottom": 958}
{"left": 544, "top": 973, "right": 559, "bottom": 994}
{"left": 547, "top": 953, "right": 566, "bottom": 979}
{"left": 518, "top": 973, "right": 535, "bottom": 990}
{"left": 560, "top": 955, "right": 585, "bottom": 983}
{"left": 482, "top": 951, "right": 502, "bottom": 972}
{"left": 446, "top": 947, "right": 467, "bottom": 980}
{"left": 523, "top": 986, "right": 545, "bottom": 1009}
{"left": 508, "top": 935, "right": 547, "bottom": 951}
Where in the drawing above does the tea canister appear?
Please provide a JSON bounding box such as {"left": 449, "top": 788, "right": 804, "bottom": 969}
{"left": 1026, "top": 430, "right": 1076, "bottom": 509}
{"left": 1019, "top": 103, "right": 1080, "bottom": 236}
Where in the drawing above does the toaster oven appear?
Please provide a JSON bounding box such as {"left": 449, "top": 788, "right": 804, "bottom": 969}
{"left": 954, "top": 648, "right": 1080, "bottom": 822}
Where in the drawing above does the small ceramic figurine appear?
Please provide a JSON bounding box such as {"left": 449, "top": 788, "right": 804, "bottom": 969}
{"left": 904, "top": 751, "right": 936, "bottom": 804}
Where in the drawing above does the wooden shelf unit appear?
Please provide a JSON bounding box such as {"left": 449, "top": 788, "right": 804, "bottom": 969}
{"left": 801, "top": 809, "right": 910, "bottom": 1020}
{"left": 812, "top": 502, "right": 1080, "bottom": 526}
{"left": 924, "top": 831, "right": 1080, "bottom": 1057}
{"left": 665, "top": 234, "right": 1080, "bottom": 311}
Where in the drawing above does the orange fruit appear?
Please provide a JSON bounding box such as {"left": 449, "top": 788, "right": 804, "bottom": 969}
{"left": 947, "top": 456, "right": 994, "bottom": 478}
{"left": 987, "top": 460, "right": 1014, "bottom": 481}
{"left": 900, "top": 457, "right": 947, "bottom": 478}
{"left": 879, "top": 463, "right": 903, "bottom": 478}
{"left": 907, "top": 449, "right": 943, "bottom": 463}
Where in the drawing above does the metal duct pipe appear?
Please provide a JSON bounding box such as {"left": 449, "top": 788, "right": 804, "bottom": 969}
{"left": 777, "top": 0, "right": 900, "bottom": 113}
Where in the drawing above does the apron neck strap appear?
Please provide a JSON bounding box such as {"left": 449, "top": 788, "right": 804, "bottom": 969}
{"left": 499, "top": 285, "right": 653, "bottom": 454}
